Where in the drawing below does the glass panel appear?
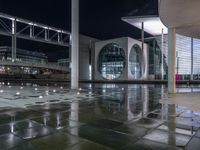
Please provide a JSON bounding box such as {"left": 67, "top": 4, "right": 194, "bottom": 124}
{"left": 98, "top": 43, "right": 125, "bottom": 80}
{"left": 129, "top": 44, "right": 142, "bottom": 79}
{"left": 193, "top": 38, "right": 200, "bottom": 80}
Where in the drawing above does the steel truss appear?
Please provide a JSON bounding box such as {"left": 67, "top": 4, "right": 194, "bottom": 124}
{"left": 0, "top": 12, "right": 71, "bottom": 62}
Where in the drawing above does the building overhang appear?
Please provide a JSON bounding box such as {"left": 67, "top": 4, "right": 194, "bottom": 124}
{"left": 122, "top": 15, "right": 168, "bottom": 36}
{"left": 159, "top": 0, "right": 200, "bottom": 38}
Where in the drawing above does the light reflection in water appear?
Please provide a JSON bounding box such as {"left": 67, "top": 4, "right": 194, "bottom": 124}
{"left": 56, "top": 113, "right": 61, "bottom": 129}
{"left": 10, "top": 122, "right": 14, "bottom": 133}
{"left": 28, "top": 120, "right": 33, "bottom": 128}
{"left": 43, "top": 116, "right": 47, "bottom": 126}
{"left": 93, "top": 84, "right": 161, "bottom": 122}
{"left": 167, "top": 104, "right": 176, "bottom": 146}
{"left": 69, "top": 102, "right": 79, "bottom": 135}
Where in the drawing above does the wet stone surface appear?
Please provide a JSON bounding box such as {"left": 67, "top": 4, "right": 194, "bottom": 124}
{"left": 121, "top": 139, "right": 182, "bottom": 150}
{"left": 0, "top": 84, "right": 198, "bottom": 149}
{"left": 114, "top": 123, "right": 148, "bottom": 137}
{"left": 13, "top": 126, "right": 56, "bottom": 140}
{"left": 64, "top": 140, "right": 113, "bottom": 150}
{"left": 195, "top": 129, "right": 200, "bottom": 138}
{"left": 0, "top": 133, "right": 25, "bottom": 149}
{"left": 65, "top": 125, "right": 139, "bottom": 150}
{"left": 131, "top": 118, "right": 163, "bottom": 129}
{"left": 143, "top": 129, "right": 191, "bottom": 147}
{"left": 9, "top": 142, "right": 38, "bottom": 150}
{"left": 30, "top": 133, "right": 82, "bottom": 150}
{"left": 186, "top": 137, "right": 200, "bottom": 150}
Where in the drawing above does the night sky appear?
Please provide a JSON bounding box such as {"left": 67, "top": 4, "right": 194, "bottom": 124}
{"left": 0, "top": 0, "right": 158, "bottom": 61}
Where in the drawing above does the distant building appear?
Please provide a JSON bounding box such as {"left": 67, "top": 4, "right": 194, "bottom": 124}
{"left": 0, "top": 34, "right": 99, "bottom": 80}
{"left": 57, "top": 58, "right": 70, "bottom": 67}
{"left": 79, "top": 35, "right": 99, "bottom": 80}
{"left": 57, "top": 35, "right": 99, "bottom": 80}
{"left": 0, "top": 46, "right": 48, "bottom": 75}
{"left": 0, "top": 46, "right": 48, "bottom": 63}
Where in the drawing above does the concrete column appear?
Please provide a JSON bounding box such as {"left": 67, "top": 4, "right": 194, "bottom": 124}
{"left": 168, "top": 28, "right": 176, "bottom": 94}
{"left": 89, "top": 40, "right": 92, "bottom": 80}
{"left": 71, "top": 0, "right": 79, "bottom": 89}
{"left": 141, "top": 22, "right": 144, "bottom": 52}
{"left": 161, "top": 28, "right": 164, "bottom": 80}
{"left": 153, "top": 39, "right": 156, "bottom": 78}
{"left": 141, "top": 22, "right": 149, "bottom": 80}
{"left": 12, "top": 19, "right": 17, "bottom": 62}
{"left": 191, "top": 38, "right": 194, "bottom": 80}
{"left": 141, "top": 22, "right": 148, "bottom": 80}
{"left": 141, "top": 22, "right": 144, "bottom": 77}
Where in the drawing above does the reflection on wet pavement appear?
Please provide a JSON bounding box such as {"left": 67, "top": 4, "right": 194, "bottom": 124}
{"left": 0, "top": 83, "right": 198, "bottom": 149}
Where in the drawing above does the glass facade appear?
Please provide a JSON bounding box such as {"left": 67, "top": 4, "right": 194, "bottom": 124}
{"left": 176, "top": 35, "right": 191, "bottom": 76}
{"left": 129, "top": 44, "right": 142, "bottom": 79}
{"left": 96, "top": 34, "right": 200, "bottom": 81}
{"left": 193, "top": 39, "right": 200, "bottom": 80}
{"left": 154, "top": 34, "right": 200, "bottom": 80}
{"left": 145, "top": 38, "right": 164, "bottom": 79}
{"left": 98, "top": 43, "right": 125, "bottom": 80}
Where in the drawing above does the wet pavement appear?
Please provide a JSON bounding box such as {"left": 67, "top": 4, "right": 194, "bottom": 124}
{"left": 0, "top": 83, "right": 199, "bottom": 149}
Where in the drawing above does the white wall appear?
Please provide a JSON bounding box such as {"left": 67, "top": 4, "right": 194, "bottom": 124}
{"left": 127, "top": 37, "right": 148, "bottom": 80}
{"left": 95, "top": 37, "right": 149, "bottom": 81}
{"left": 79, "top": 35, "right": 99, "bottom": 80}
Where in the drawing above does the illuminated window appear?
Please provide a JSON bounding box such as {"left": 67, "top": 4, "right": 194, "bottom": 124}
{"left": 98, "top": 43, "right": 126, "bottom": 80}
{"left": 129, "top": 44, "right": 142, "bottom": 79}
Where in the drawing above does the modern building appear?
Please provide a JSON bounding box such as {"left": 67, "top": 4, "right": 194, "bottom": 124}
{"left": 58, "top": 35, "right": 99, "bottom": 81}
{"left": 79, "top": 35, "right": 99, "bottom": 80}
{"left": 0, "top": 46, "right": 48, "bottom": 64}
{"left": 57, "top": 58, "right": 70, "bottom": 67}
{"left": 95, "top": 37, "right": 148, "bottom": 81}
{"left": 72, "top": 16, "right": 200, "bottom": 82}
{"left": 155, "top": 34, "right": 200, "bottom": 80}
{"left": 122, "top": 15, "right": 200, "bottom": 81}
{"left": 0, "top": 46, "right": 48, "bottom": 75}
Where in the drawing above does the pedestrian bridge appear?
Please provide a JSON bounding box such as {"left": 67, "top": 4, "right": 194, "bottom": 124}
{"left": 0, "top": 60, "right": 70, "bottom": 72}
